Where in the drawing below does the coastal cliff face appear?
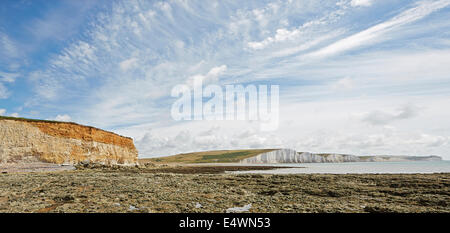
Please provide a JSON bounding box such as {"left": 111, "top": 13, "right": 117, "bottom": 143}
{"left": 0, "top": 119, "right": 138, "bottom": 165}
{"left": 240, "top": 149, "right": 442, "bottom": 164}
{"left": 240, "top": 149, "right": 360, "bottom": 163}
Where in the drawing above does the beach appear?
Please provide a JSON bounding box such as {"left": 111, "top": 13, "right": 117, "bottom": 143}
{"left": 0, "top": 165, "right": 448, "bottom": 213}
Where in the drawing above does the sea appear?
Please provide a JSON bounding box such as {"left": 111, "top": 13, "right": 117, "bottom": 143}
{"left": 229, "top": 161, "right": 450, "bottom": 174}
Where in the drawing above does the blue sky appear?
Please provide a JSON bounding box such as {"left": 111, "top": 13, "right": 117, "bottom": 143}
{"left": 1, "top": 0, "right": 450, "bottom": 158}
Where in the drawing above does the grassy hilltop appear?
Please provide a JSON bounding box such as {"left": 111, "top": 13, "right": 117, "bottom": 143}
{"left": 140, "top": 149, "right": 442, "bottom": 164}
{"left": 140, "top": 149, "right": 276, "bottom": 164}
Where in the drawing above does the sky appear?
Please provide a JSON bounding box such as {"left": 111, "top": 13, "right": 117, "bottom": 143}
{"left": 1, "top": 0, "right": 450, "bottom": 159}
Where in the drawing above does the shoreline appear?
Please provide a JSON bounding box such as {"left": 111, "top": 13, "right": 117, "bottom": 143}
{"left": 2, "top": 160, "right": 449, "bottom": 174}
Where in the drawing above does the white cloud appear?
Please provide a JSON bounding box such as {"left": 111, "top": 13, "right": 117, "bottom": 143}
{"left": 29, "top": 71, "right": 61, "bottom": 100}
{"left": 362, "top": 104, "right": 420, "bottom": 126}
{"left": 248, "top": 28, "right": 301, "bottom": 50}
{"left": 207, "top": 65, "right": 227, "bottom": 77}
{"left": 331, "top": 77, "right": 355, "bottom": 91}
{"left": 271, "top": 31, "right": 343, "bottom": 58}
{"left": 10, "top": 113, "right": 19, "bottom": 117}
{"left": 0, "top": 83, "right": 10, "bottom": 99}
{"left": 135, "top": 123, "right": 285, "bottom": 157}
{"left": 308, "top": 0, "right": 450, "bottom": 58}
{"left": 0, "top": 31, "right": 24, "bottom": 72}
{"left": 0, "top": 109, "right": 5, "bottom": 115}
{"left": 0, "top": 71, "right": 19, "bottom": 83}
{"left": 119, "top": 58, "right": 138, "bottom": 71}
{"left": 136, "top": 129, "right": 197, "bottom": 157}
{"left": 0, "top": 32, "right": 19, "bottom": 58}
{"left": 54, "top": 114, "right": 72, "bottom": 122}
{"left": 186, "top": 65, "right": 227, "bottom": 86}
{"left": 132, "top": 95, "right": 450, "bottom": 158}
{"left": 282, "top": 96, "right": 450, "bottom": 157}
{"left": 155, "top": 1, "right": 173, "bottom": 20}
{"left": 246, "top": 1, "right": 353, "bottom": 51}
{"left": 351, "top": 0, "right": 373, "bottom": 7}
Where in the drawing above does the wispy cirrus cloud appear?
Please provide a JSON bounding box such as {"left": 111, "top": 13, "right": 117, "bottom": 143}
{"left": 2, "top": 0, "right": 450, "bottom": 158}
{"left": 0, "top": 83, "right": 10, "bottom": 99}
{"left": 307, "top": 0, "right": 450, "bottom": 58}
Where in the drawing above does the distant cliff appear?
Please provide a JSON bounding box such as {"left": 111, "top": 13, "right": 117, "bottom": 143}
{"left": 0, "top": 117, "right": 138, "bottom": 165}
{"left": 240, "top": 149, "right": 442, "bottom": 164}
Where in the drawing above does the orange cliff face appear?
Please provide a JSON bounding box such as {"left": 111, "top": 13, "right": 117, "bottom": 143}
{"left": 0, "top": 118, "right": 138, "bottom": 165}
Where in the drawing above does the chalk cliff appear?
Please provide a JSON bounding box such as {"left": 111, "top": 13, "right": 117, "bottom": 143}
{"left": 240, "top": 149, "right": 442, "bottom": 164}
{"left": 0, "top": 118, "right": 138, "bottom": 165}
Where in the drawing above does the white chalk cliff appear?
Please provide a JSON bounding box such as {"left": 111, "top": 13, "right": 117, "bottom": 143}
{"left": 240, "top": 149, "right": 442, "bottom": 164}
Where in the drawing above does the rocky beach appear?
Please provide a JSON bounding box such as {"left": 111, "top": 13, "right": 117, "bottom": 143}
{"left": 0, "top": 164, "right": 448, "bottom": 213}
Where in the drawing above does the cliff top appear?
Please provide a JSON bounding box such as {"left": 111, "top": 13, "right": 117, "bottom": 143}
{"left": 0, "top": 115, "right": 133, "bottom": 140}
{"left": 141, "top": 149, "right": 277, "bottom": 164}
{"left": 1, "top": 115, "right": 68, "bottom": 123}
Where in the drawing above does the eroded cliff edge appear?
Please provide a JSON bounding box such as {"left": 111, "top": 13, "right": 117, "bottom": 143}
{"left": 0, "top": 117, "right": 138, "bottom": 165}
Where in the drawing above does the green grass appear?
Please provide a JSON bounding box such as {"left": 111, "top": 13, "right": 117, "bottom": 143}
{"left": 0, "top": 115, "right": 70, "bottom": 124}
{"left": 197, "top": 151, "right": 254, "bottom": 163}
{"left": 358, "top": 156, "right": 374, "bottom": 161}
{"left": 315, "top": 153, "right": 331, "bottom": 158}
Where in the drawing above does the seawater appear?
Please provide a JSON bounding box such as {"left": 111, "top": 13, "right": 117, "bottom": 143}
{"left": 229, "top": 161, "right": 450, "bottom": 174}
